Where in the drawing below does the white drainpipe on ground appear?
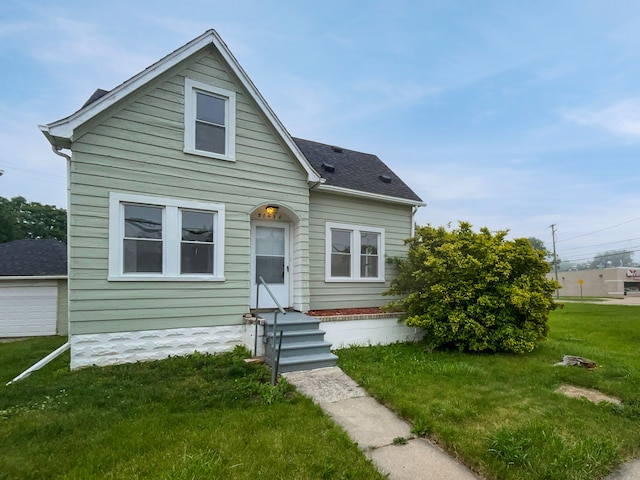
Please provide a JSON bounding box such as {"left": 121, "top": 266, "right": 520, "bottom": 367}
{"left": 6, "top": 342, "right": 70, "bottom": 386}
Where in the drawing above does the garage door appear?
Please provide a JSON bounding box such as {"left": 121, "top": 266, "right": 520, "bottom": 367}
{"left": 0, "top": 281, "right": 58, "bottom": 337}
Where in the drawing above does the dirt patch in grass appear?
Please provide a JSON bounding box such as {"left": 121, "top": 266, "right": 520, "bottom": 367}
{"left": 556, "top": 384, "right": 622, "bottom": 405}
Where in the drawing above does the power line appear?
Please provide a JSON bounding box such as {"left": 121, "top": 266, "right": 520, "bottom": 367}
{"left": 561, "top": 246, "right": 640, "bottom": 264}
{"left": 562, "top": 237, "right": 640, "bottom": 252}
{"left": 0, "top": 164, "right": 66, "bottom": 182}
{"left": 557, "top": 217, "right": 640, "bottom": 243}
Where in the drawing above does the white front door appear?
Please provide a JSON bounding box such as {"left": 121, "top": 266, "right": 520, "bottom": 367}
{"left": 251, "top": 222, "right": 289, "bottom": 309}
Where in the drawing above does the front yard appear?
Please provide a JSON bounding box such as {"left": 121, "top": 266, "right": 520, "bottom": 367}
{"left": 339, "top": 303, "right": 640, "bottom": 479}
{"left": 3, "top": 303, "right": 637, "bottom": 479}
{"left": 1, "top": 340, "right": 382, "bottom": 480}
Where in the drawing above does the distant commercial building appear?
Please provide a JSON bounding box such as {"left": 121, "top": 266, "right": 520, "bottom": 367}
{"left": 549, "top": 267, "right": 640, "bottom": 298}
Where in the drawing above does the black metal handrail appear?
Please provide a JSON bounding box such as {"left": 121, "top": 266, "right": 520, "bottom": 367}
{"left": 255, "top": 275, "right": 286, "bottom": 385}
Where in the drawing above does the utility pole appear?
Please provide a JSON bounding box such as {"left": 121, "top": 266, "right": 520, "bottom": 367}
{"left": 550, "top": 224, "right": 559, "bottom": 299}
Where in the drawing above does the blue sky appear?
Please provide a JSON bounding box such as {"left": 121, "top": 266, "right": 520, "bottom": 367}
{"left": 1, "top": 0, "right": 639, "bottom": 265}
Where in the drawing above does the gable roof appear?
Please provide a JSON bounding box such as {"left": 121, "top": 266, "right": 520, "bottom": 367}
{"left": 0, "top": 239, "right": 67, "bottom": 277}
{"left": 39, "top": 29, "right": 321, "bottom": 184}
{"left": 40, "top": 29, "right": 424, "bottom": 207}
{"left": 294, "top": 138, "right": 424, "bottom": 206}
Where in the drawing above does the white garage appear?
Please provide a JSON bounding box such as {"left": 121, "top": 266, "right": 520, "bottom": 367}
{"left": 0, "top": 239, "right": 68, "bottom": 338}
{"left": 0, "top": 280, "right": 60, "bottom": 337}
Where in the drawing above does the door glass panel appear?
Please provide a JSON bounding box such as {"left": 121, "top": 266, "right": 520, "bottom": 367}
{"left": 256, "top": 227, "right": 285, "bottom": 256}
{"left": 256, "top": 256, "right": 285, "bottom": 284}
{"left": 255, "top": 226, "right": 285, "bottom": 284}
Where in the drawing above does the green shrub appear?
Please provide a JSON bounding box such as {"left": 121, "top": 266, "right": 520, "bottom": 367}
{"left": 386, "top": 222, "right": 559, "bottom": 353}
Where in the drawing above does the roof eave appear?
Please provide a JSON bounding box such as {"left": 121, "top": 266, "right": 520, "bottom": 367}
{"left": 315, "top": 184, "right": 426, "bottom": 207}
{"left": 0, "top": 275, "right": 68, "bottom": 281}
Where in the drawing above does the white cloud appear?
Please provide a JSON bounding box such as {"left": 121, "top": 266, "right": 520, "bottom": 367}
{"left": 31, "top": 17, "right": 155, "bottom": 79}
{"left": 561, "top": 98, "right": 640, "bottom": 140}
{"left": 0, "top": 20, "right": 35, "bottom": 36}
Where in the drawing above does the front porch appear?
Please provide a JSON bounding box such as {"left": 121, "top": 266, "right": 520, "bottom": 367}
{"left": 243, "top": 309, "right": 424, "bottom": 374}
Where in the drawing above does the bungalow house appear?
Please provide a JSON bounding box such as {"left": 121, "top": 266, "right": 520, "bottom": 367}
{"left": 39, "top": 29, "right": 424, "bottom": 370}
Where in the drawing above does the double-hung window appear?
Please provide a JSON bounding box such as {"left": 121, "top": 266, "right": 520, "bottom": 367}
{"left": 109, "top": 193, "right": 225, "bottom": 281}
{"left": 325, "top": 222, "right": 385, "bottom": 282}
{"left": 184, "top": 78, "right": 236, "bottom": 161}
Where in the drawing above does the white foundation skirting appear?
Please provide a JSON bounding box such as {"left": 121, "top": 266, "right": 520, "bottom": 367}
{"left": 70, "top": 325, "right": 246, "bottom": 369}
{"left": 321, "top": 316, "right": 424, "bottom": 349}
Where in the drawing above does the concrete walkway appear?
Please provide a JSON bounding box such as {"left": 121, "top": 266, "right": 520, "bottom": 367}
{"left": 284, "top": 366, "right": 480, "bottom": 480}
{"left": 605, "top": 459, "right": 640, "bottom": 480}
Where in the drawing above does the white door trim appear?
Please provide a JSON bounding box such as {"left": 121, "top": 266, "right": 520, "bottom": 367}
{"left": 250, "top": 221, "right": 291, "bottom": 309}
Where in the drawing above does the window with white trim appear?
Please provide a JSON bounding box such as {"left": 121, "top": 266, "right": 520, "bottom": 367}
{"left": 184, "top": 78, "right": 236, "bottom": 161}
{"left": 109, "top": 193, "right": 225, "bottom": 281}
{"left": 325, "top": 222, "right": 385, "bottom": 282}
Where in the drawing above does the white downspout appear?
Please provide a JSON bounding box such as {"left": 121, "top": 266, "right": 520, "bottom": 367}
{"left": 6, "top": 342, "right": 70, "bottom": 385}
{"left": 50, "top": 145, "right": 72, "bottom": 340}
{"left": 411, "top": 206, "right": 418, "bottom": 237}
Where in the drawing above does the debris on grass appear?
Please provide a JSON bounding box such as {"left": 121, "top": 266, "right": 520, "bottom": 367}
{"left": 554, "top": 355, "right": 597, "bottom": 369}
{"left": 556, "top": 384, "right": 622, "bottom": 405}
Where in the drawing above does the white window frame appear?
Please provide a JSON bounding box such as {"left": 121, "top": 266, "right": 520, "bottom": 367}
{"left": 325, "top": 222, "right": 385, "bottom": 282}
{"left": 183, "top": 78, "right": 236, "bottom": 161}
{"left": 108, "top": 192, "right": 225, "bottom": 281}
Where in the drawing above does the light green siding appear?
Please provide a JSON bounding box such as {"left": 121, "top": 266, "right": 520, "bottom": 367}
{"left": 309, "top": 190, "right": 413, "bottom": 310}
{"left": 68, "top": 46, "right": 310, "bottom": 335}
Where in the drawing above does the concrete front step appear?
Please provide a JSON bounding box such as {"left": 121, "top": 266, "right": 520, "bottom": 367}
{"left": 264, "top": 352, "right": 339, "bottom": 373}
{"left": 261, "top": 312, "right": 321, "bottom": 333}
{"left": 263, "top": 329, "right": 327, "bottom": 346}
{"left": 265, "top": 340, "right": 333, "bottom": 358}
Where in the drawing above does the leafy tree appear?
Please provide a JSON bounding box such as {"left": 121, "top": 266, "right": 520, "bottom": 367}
{"left": 386, "top": 222, "right": 559, "bottom": 354}
{"left": 590, "top": 250, "right": 633, "bottom": 269}
{"left": 526, "top": 236, "right": 561, "bottom": 268}
{"left": 0, "top": 200, "right": 16, "bottom": 243}
{"left": 526, "top": 237, "right": 547, "bottom": 253}
{"left": 0, "top": 196, "right": 67, "bottom": 243}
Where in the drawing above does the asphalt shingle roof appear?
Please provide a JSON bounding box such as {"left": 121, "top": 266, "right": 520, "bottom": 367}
{"left": 293, "top": 138, "right": 423, "bottom": 203}
{"left": 82, "top": 89, "right": 109, "bottom": 108}
{"left": 0, "top": 239, "right": 67, "bottom": 277}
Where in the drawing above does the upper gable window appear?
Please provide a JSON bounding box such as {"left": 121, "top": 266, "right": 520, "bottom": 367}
{"left": 184, "top": 78, "right": 236, "bottom": 161}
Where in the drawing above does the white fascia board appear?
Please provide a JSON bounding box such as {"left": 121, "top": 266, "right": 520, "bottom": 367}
{"left": 0, "top": 275, "right": 67, "bottom": 281}
{"left": 315, "top": 184, "right": 426, "bottom": 207}
{"left": 40, "top": 29, "right": 321, "bottom": 183}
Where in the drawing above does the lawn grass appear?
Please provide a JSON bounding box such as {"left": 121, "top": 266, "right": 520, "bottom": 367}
{"left": 338, "top": 303, "right": 640, "bottom": 480}
{"left": 1, "top": 340, "right": 383, "bottom": 480}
